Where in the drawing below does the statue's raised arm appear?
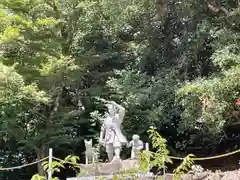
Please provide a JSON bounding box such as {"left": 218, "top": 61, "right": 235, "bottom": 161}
{"left": 109, "top": 101, "right": 125, "bottom": 122}
{"left": 99, "top": 123, "right": 105, "bottom": 146}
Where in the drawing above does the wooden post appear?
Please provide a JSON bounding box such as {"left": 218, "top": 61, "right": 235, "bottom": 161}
{"left": 163, "top": 156, "right": 166, "bottom": 180}
{"left": 48, "top": 148, "right": 53, "bottom": 180}
{"left": 145, "top": 143, "right": 149, "bottom": 151}
{"left": 145, "top": 143, "right": 150, "bottom": 175}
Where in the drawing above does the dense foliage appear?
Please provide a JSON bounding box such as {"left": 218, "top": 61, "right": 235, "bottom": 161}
{"left": 0, "top": 0, "right": 239, "bottom": 179}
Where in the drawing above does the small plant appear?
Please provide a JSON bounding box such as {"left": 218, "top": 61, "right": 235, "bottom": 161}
{"left": 31, "top": 155, "right": 80, "bottom": 180}
{"left": 31, "top": 174, "right": 46, "bottom": 180}
{"left": 139, "top": 148, "right": 153, "bottom": 172}
{"left": 143, "top": 127, "right": 172, "bottom": 171}
{"left": 139, "top": 128, "right": 195, "bottom": 179}
{"left": 173, "top": 154, "right": 195, "bottom": 180}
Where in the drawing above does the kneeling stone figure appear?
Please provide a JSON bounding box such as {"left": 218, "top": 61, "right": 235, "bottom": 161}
{"left": 128, "top": 134, "right": 144, "bottom": 159}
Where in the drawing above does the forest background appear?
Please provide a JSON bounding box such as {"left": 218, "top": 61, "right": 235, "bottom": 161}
{"left": 0, "top": 0, "right": 239, "bottom": 179}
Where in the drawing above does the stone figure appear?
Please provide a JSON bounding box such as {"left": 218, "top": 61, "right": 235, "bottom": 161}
{"left": 127, "top": 134, "right": 144, "bottom": 159}
{"left": 99, "top": 101, "right": 128, "bottom": 162}
{"left": 84, "top": 139, "right": 98, "bottom": 165}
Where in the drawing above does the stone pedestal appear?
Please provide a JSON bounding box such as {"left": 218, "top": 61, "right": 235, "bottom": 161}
{"left": 80, "top": 159, "right": 139, "bottom": 176}
{"left": 67, "top": 159, "right": 154, "bottom": 180}
{"left": 67, "top": 173, "right": 154, "bottom": 180}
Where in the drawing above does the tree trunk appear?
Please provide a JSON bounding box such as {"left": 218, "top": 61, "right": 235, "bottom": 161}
{"left": 36, "top": 146, "right": 47, "bottom": 177}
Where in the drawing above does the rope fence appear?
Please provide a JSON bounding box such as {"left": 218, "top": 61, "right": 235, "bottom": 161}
{"left": 0, "top": 157, "right": 48, "bottom": 171}
{"left": 1, "top": 148, "right": 240, "bottom": 171}
{"left": 169, "top": 148, "right": 240, "bottom": 161}
{"left": 52, "top": 157, "right": 84, "bottom": 167}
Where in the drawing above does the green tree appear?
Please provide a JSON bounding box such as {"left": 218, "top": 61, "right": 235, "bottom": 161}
{"left": 0, "top": 0, "right": 86, "bottom": 176}
{"left": 106, "top": 0, "right": 240, "bottom": 152}
{"left": 0, "top": 0, "right": 155, "bottom": 178}
{"left": 1, "top": 0, "right": 240, "bottom": 179}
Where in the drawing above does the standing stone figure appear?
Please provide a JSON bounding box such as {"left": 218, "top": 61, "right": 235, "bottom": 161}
{"left": 99, "top": 101, "right": 127, "bottom": 162}
{"left": 128, "top": 134, "right": 144, "bottom": 159}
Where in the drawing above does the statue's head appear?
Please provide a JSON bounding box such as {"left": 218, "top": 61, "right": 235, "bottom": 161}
{"left": 106, "top": 103, "right": 117, "bottom": 115}
{"left": 132, "top": 134, "right": 140, "bottom": 141}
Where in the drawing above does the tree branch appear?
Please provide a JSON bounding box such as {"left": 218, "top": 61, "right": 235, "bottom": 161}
{"left": 63, "top": 109, "right": 85, "bottom": 120}
{"left": 205, "top": 0, "right": 229, "bottom": 16}
{"left": 49, "top": 87, "right": 63, "bottom": 120}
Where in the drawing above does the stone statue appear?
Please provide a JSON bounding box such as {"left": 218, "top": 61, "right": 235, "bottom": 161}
{"left": 99, "top": 101, "right": 127, "bottom": 162}
{"left": 84, "top": 139, "right": 98, "bottom": 165}
{"left": 127, "top": 134, "right": 144, "bottom": 159}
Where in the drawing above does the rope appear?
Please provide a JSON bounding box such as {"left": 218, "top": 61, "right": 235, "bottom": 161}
{"left": 169, "top": 148, "right": 240, "bottom": 161}
{"left": 52, "top": 148, "right": 240, "bottom": 167}
{"left": 52, "top": 157, "right": 84, "bottom": 167}
{"left": 1, "top": 148, "right": 240, "bottom": 171}
{"left": 0, "top": 157, "right": 48, "bottom": 171}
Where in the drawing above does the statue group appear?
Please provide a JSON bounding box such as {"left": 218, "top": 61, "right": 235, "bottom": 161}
{"left": 85, "top": 101, "right": 148, "bottom": 164}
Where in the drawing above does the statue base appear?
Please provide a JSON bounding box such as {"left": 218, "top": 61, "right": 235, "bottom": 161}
{"left": 67, "top": 173, "right": 154, "bottom": 180}
{"left": 79, "top": 159, "right": 140, "bottom": 176}
{"left": 66, "top": 159, "right": 155, "bottom": 179}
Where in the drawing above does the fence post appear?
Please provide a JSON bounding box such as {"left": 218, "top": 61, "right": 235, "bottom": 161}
{"left": 48, "top": 148, "right": 53, "bottom": 180}
{"left": 145, "top": 143, "right": 149, "bottom": 151}
{"left": 145, "top": 143, "right": 151, "bottom": 176}
{"left": 163, "top": 156, "right": 166, "bottom": 180}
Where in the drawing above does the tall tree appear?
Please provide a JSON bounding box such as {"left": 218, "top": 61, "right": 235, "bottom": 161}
{"left": 107, "top": 0, "right": 240, "bottom": 153}
{"left": 0, "top": 0, "right": 153, "bottom": 177}
{"left": 0, "top": 0, "right": 86, "bottom": 176}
